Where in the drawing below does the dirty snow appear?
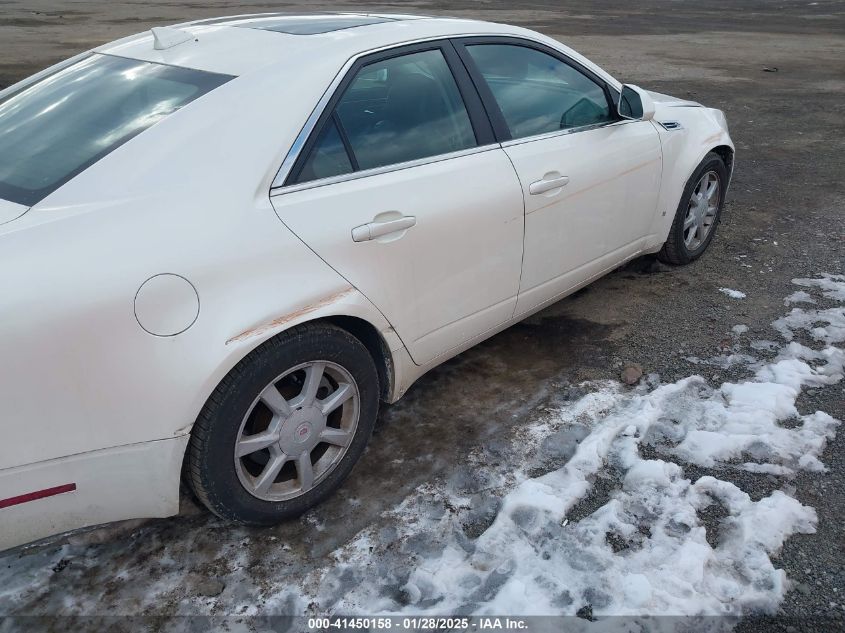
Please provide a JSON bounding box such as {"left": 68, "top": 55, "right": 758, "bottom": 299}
{"left": 1, "top": 275, "right": 843, "bottom": 626}
{"left": 751, "top": 340, "right": 780, "bottom": 352}
{"left": 793, "top": 273, "right": 845, "bottom": 301}
{"left": 784, "top": 290, "right": 815, "bottom": 305}
{"left": 719, "top": 288, "right": 747, "bottom": 299}
{"left": 307, "top": 275, "right": 844, "bottom": 621}
{"left": 683, "top": 352, "right": 756, "bottom": 369}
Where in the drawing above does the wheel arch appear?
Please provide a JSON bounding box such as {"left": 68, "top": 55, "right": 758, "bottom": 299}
{"left": 178, "top": 283, "right": 401, "bottom": 443}
{"left": 644, "top": 121, "right": 734, "bottom": 254}
{"left": 220, "top": 310, "right": 397, "bottom": 406}
{"left": 321, "top": 315, "right": 395, "bottom": 402}
{"left": 710, "top": 144, "right": 734, "bottom": 186}
{"left": 179, "top": 308, "right": 398, "bottom": 498}
{"left": 207, "top": 286, "right": 401, "bottom": 411}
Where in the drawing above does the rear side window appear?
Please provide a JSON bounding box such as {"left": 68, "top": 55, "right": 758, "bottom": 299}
{"left": 465, "top": 44, "right": 612, "bottom": 140}
{"left": 0, "top": 54, "right": 231, "bottom": 206}
{"left": 295, "top": 48, "right": 477, "bottom": 184}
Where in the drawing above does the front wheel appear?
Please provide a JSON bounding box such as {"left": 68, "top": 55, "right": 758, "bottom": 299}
{"left": 658, "top": 152, "right": 728, "bottom": 265}
{"left": 186, "top": 322, "right": 379, "bottom": 525}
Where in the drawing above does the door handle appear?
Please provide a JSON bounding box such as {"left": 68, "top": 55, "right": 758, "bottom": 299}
{"left": 529, "top": 175, "right": 570, "bottom": 195}
{"left": 351, "top": 215, "right": 417, "bottom": 242}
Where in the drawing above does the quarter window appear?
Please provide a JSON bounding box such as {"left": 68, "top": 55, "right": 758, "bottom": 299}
{"left": 295, "top": 48, "right": 477, "bottom": 184}
{"left": 297, "top": 119, "right": 354, "bottom": 182}
{"left": 465, "top": 44, "right": 613, "bottom": 140}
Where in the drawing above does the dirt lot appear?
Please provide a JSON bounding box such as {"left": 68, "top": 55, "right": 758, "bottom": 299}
{"left": 1, "top": 1, "right": 844, "bottom": 631}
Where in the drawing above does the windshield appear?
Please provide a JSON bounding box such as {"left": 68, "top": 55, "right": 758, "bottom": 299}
{"left": 0, "top": 54, "right": 232, "bottom": 207}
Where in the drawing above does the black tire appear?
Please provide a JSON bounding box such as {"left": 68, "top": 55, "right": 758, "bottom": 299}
{"left": 658, "top": 152, "right": 728, "bottom": 265}
{"left": 186, "top": 322, "right": 379, "bottom": 525}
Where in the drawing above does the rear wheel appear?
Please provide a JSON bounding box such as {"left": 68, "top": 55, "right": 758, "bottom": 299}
{"left": 186, "top": 323, "right": 379, "bottom": 524}
{"left": 658, "top": 152, "right": 727, "bottom": 265}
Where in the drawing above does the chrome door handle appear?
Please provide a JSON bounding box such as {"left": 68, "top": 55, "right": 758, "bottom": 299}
{"left": 529, "top": 175, "right": 570, "bottom": 195}
{"left": 351, "top": 215, "right": 417, "bottom": 242}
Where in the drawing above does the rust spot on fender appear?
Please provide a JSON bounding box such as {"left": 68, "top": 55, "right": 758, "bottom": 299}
{"left": 226, "top": 287, "right": 355, "bottom": 345}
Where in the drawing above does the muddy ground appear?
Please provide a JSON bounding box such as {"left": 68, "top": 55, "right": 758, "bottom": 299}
{"left": 1, "top": 0, "right": 844, "bottom": 630}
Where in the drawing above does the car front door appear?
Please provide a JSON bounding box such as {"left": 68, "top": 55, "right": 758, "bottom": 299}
{"left": 455, "top": 38, "right": 663, "bottom": 317}
{"left": 270, "top": 42, "right": 525, "bottom": 365}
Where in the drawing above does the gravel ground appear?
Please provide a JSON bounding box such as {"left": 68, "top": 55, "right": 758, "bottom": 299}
{"left": 1, "top": 1, "right": 843, "bottom": 631}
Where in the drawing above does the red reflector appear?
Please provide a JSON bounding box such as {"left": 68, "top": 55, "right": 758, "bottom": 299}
{"left": 0, "top": 483, "right": 77, "bottom": 509}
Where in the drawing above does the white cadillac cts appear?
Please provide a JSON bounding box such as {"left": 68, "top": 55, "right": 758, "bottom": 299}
{"left": 0, "top": 13, "right": 733, "bottom": 550}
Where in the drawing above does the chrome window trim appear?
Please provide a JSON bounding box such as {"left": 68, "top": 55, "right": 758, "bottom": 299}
{"left": 270, "top": 32, "right": 521, "bottom": 190}
{"left": 271, "top": 143, "right": 501, "bottom": 197}
{"left": 268, "top": 32, "right": 628, "bottom": 192}
{"left": 500, "top": 119, "right": 633, "bottom": 148}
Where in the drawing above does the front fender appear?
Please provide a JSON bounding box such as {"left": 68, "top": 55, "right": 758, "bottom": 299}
{"left": 644, "top": 104, "right": 734, "bottom": 252}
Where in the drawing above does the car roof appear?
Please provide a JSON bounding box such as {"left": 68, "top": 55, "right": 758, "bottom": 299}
{"left": 95, "top": 13, "right": 520, "bottom": 77}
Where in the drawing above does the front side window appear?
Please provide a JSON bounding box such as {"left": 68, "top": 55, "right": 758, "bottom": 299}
{"left": 295, "top": 48, "right": 477, "bottom": 184}
{"left": 0, "top": 54, "right": 231, "bottom": 206}
{"left": 465, "top": 44, "right": 613, "bottom": 140}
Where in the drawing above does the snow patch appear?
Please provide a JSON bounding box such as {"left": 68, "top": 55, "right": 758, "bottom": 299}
{"left": 751, "top": 340, "right": 780, "bottom": 352}
{"left": 784, "top": 290, "right": 815, "bottom": 305}
{"left": 793, "top": 273, "right": 845, "bottom": 301}
{"left": 299, "top": 275, "right": 844, "bottom": 620}
{"left": 684, "top": 353, "right": 756, "bottom": 369}
{"left": 719, "top": 288, "right": 746, "bottom": 299}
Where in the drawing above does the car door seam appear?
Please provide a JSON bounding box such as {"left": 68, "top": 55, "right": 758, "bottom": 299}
{"left": 267, "top": 212, "right": 416, "bottom": 356}
{"left": 499, "top": 147, "right": 528, "bottom": 320}
{"left": 649, "top": 119, "right": 668, "bottom": 219}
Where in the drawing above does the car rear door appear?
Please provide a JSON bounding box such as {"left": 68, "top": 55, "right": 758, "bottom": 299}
{"left": 454, "top": 38, "right": 662, "bottom": 317}
{"left": 270, "top": 41, "right": 525, "bottom": 365}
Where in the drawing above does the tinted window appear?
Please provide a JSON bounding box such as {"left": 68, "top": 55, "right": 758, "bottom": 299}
{"left": 296, "top": 48, "right": 476, "bottom": 183}
{"left": 297, "top": 118, "right": 354, "bottom": 182}
{"left": 0, "top": 54, "right": 231, "bottom": 206}
{"left": 466, "top": 44, "right": 612, "bottom": 139}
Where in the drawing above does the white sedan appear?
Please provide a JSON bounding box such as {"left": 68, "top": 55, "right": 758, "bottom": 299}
{"left": 0, "top": 13, "right": 733, "bottom": 550}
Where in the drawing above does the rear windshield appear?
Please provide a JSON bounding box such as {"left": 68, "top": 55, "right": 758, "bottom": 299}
{"left": 0, "top": 54, "right": 232, "bottom": 206}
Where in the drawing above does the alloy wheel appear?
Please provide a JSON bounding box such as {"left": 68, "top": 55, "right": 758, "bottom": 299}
{"left": 682, "top": 170, "right": 721, "bottom": 250}
{"left": 233, "top": 361, "right": 360, "bottom": 502}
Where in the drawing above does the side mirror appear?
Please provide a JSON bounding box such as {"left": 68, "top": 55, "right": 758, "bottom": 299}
{"left": 617, "top": 84, "right": 655, "bottom": 122}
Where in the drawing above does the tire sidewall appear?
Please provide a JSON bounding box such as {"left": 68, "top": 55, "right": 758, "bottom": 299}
{"left": 196, "top": 326, "right": 379, "bottom": 524}
{"left": 671, "top": 154, "right": 728, "bottom": 262}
